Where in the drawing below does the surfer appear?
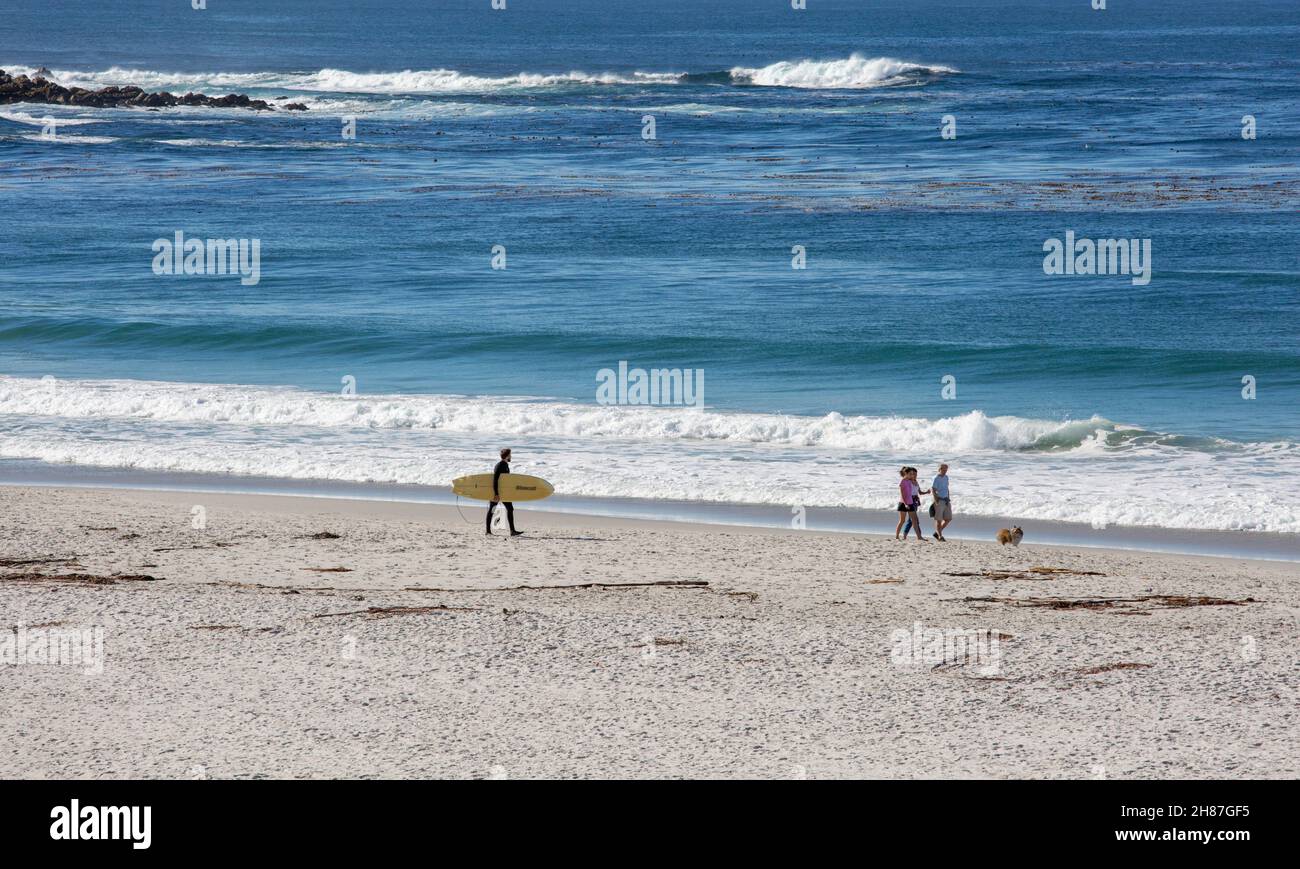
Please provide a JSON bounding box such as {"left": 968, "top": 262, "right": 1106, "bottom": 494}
{"left": 487, "top": 447, "right": 523, "bottom": 536}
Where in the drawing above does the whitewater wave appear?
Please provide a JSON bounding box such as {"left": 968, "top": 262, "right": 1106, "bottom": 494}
{"left": 0, "top": 110, "right": 104, "bottom": 126}
{"left": 0, "top": 63, "right": 680, "bottom": 94}
{"left": 731, "top": 55, "right": 956, "bottom": 89}
{"left": 17, "top": 133, "right": 118, "bottom": 144}
{"left": 0, "top": 377, "right": 1294, "bottom": 533}
{"left": 156, "top": 138, "right": 352, "bottom": 149}
{"left": 0, "top": 376, "right": 1121, "bottom": 453}
{"left": 2, "top": 55, "right": 954, "bottom": 96}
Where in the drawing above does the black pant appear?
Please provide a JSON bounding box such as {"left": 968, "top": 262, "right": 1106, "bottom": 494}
{"left": 486, "top": 501, "right": 516, "bottom": 533}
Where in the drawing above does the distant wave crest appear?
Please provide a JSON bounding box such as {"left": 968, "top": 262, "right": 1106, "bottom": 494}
{"left": 731, "top": 54, "right": 956, "bottom": 89}
{"left": 0, "top": 110, "right": 104, "bottom": 126}
{"left": 1, "top": 55, "right": 955, "bottom": 95}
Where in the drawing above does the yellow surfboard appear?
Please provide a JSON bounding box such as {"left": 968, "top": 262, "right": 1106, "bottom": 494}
{"left": 452, "top": 473, "right": 554, "bottom": 502}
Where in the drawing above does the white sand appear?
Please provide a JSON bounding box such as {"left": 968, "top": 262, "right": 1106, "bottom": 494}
{"left": 1, "top": 484, "right": 1295, "bottom": 779}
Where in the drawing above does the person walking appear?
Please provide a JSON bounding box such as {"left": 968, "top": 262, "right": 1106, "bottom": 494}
{"left": 486, "top": 447, "right": 523, "bottom": 536}
{"left": 930, "top": 463, "right": 953, "bottom": 541}
{"left": 894, "top": 466, "right": 927, "bottom": 541}
{"left": 900, "top": 467, "right": 930, "bottom": 539}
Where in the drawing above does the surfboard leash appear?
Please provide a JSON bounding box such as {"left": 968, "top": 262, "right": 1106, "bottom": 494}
{"left": 455, "top": 494, "right": 505, "bottom": 531}
{"left": 453, "top": 494, "right": 476, "bottom": 525}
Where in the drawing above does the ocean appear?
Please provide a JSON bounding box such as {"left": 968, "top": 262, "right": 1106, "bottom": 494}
{"left": 2, "top": 0, "right": 1298, "bottom": 541}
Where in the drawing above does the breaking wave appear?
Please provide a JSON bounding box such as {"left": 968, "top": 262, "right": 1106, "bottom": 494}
{"left": 0, "top": 377, "right": 1294, "bottom": 533}
{"left": 1, "top": 55, "right": 955, "bottom": 95}
{"left": 0, "top": 376, "right": 1263, "bottom": 455}
{"left": 731, "top": 55, "right": 956, "bottom": 89}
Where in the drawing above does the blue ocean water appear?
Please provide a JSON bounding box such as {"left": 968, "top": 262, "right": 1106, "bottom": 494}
{"left": 1, "top": 0, "right": 1298, "bottom": 535}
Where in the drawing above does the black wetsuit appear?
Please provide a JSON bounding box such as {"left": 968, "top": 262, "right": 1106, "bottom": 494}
{"left": 486, "top": 460, "right": 517, "bottom": 533}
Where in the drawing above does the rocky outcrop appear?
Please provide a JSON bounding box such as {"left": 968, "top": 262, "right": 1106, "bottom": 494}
{"left": 0, "top": 69, "right": 306, "bottom": 111}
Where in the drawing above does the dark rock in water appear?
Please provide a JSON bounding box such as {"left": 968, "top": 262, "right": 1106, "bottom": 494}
{"left": 33, "top": 66, "right": 53, "bottom": 79}
{"left": 0, "top": 68, "right": 301, "bottom": 111}
{"left": 283, "top": 103, "right": 308, "bottom": 111}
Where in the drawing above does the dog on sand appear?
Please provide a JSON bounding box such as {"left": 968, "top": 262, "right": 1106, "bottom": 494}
{"left": 996, "top": 526, "right": 1024, "bottom": 546}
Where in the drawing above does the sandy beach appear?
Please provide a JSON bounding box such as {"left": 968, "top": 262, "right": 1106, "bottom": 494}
{"left": 1, "top": 483, "right": 1294, "bottom": 779}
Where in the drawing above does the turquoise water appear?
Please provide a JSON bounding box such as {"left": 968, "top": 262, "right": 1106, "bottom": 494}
{"left": 1, "top": 0, "right": 1297, "bottom": 536}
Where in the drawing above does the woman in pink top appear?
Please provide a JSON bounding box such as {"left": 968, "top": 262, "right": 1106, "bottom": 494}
{"left": 894, "top": 466, "right": 929, "bottom": 541}
{"left": 895, "top": 467, "right": 919, "bottom": 540}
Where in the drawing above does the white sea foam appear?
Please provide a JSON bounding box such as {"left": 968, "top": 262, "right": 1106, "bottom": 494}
{"left": 0, "top": 110, "right": 104, "bottom": 126}
{"left": 2, "top": 55, "right": 954, "bottom": 97}
{"left": 0, "top": 376, "right": 1093, "bottom": 450}
{"left": 0, "top": 377, "right": 1294, "bottom": 534}
{"left": 156, "top": 138, "right": 351, "bottom": 149}
{"left": 18, "top": 133, "right": 119, "bottom": 143}
{"left": 1, "top": 63, "right": 682, "bottom": 94}
{"left": 300, "top": 67, "right": 685, "bottom": 93}
{"left": 731, "top": 54, "right": 957, "bottom": 89}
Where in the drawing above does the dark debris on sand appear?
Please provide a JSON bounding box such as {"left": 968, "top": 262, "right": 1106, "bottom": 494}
{"left": 962, "top": 594, "right": 1255, "bottom": 613}
{"left": 1, "top": 571, "right": 159, "bottom": 585}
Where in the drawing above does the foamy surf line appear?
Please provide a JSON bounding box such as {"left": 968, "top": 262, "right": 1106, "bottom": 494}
{"left": 1, "top": 54, "right": 956, "bottom": 95}
{"left": 0, "top": 376, "right": 1296, "bottom": 535}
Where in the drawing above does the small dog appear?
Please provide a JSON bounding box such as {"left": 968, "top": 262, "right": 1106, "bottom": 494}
{"left": 996, "top": 526, "right": 1024, "bottom": 546}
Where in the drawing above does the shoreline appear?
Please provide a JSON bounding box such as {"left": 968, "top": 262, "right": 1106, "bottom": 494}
{"left": 41, "top": 484, "right": 1300, "bottom": 571}
{"left": 1, "top": 461, "right": 1294, "bottom": 563}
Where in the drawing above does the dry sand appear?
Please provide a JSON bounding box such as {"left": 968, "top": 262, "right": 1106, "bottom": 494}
{"left": 1, "top": 484, "right": 1295, "bottom": 779}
